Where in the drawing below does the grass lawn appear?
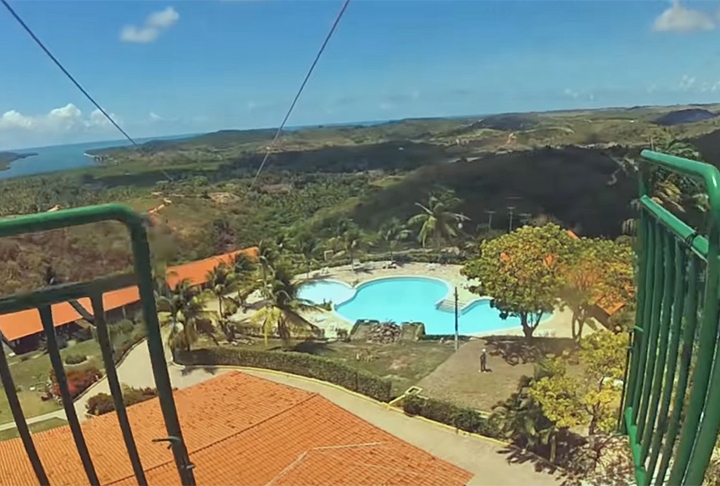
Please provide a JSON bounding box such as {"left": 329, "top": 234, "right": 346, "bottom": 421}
{"left": 0, "top": 339, "right": 104, "bottom": 425}
{"left": 417, "top": 338, "right": 583, "bottom": 412}
{"left": 0, "top": 418, "right": 68, "bottom": 442}
{"left": 197, "top": 336, "right": 456, "bottom": 397}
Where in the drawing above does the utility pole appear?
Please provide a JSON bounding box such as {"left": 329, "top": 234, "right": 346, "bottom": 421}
{"left": 454, "top": 287, "right": 459, "bottom": 352}
{"left": 507, "top": 206, "right": 516, "bottom": 233}
{"left": 485, "top": 210, "right": 495, "bottom": 231}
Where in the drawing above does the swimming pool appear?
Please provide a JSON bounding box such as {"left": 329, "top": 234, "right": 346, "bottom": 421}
{"left": 298, "top": 276, "right": 552, "bottom": 335}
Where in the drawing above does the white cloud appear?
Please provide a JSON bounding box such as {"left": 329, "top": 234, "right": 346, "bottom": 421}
{"left": 679, "top": 74, "right": 696, "bottom": 91}
{"left": 653, "top": 0, "right": 716, "bottom": 33}
{"left": 120, "top": 7, "right": 179, "bottom": 43}
{"left": 0, "top": 104, "right": 121, "bottom": 132}
{"left": 149, "top": 111, "right": 162, "bottom": 121}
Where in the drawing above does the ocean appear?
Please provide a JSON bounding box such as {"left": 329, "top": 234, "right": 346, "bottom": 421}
{"left": 0, "top": 133, "right": 199, "bottom": 181}
{"left": 0, "top": 117, "right": 434, "bottom": 181}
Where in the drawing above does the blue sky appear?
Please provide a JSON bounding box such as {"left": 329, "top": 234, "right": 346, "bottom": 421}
{"left": 2, "top": 0, "right": 720, "bottom": 149}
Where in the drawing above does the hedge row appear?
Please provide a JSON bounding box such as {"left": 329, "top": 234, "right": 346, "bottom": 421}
{"left": 176, "top": 347, "right": 393, "bottom": 402}
{"left": 402, "top": 395, "right": 502, "bottom": 439}
{"left": 86, "top": 387, "right": 159, "bottom": 416}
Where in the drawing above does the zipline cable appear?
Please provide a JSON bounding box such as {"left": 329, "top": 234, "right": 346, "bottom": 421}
{"left": 250, "top": 0, "right": 351, "bottom": 188}
{"left": 1, "top": 0, "right": 136, "bottom": 146}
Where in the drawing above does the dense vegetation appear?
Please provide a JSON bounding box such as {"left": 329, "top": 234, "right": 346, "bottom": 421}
{"left": 0, "top": 105, "right": 713, "bottom": 298}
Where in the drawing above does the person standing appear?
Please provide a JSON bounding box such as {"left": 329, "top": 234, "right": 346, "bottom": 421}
{"left": 480, "top": 348, "right": 488, "bottom": 372}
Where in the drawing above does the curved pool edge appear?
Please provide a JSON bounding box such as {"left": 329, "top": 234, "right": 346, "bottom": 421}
{"left": 301, "top": 278, "right": 357, "bottom": 309}
{"left": 300, "top": 275, "right": 557, "bottom": 337}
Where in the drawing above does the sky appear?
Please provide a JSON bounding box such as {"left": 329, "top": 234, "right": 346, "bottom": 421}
{"left": 2, "top": 0, "right": 720, "bottom": 149}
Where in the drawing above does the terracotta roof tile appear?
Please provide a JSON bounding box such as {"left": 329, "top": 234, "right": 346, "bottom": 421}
{"left": 166, "top": 248, "right": 258, "bottom": 288}
{"left": 0, "top": 372, "right": 471, "bottom": 486}
{"left": 0, "top": 248, "right": 258, "bottom": 342}
{"left": 0, "top": 303, "right": 83, "bottom": 341}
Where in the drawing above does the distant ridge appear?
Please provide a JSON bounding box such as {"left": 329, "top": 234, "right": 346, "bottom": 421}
{"left": 653, "top": 108, "right": 718, "bottom": 127}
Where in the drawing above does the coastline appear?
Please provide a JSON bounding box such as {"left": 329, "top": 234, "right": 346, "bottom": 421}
{"left": 0, "top": 152, "right": 38, "bottom": 172}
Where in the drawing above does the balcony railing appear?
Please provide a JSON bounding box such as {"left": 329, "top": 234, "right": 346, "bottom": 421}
{"left": 0, "top": 204, "right": 195, "bottom": 486}
{"left": 621, "top": 150, "right": 720, "bottom": 485}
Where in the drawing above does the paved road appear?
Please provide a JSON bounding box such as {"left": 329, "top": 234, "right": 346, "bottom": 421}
{"left": 1, "top": 338, "right": 561, "bottom": 485}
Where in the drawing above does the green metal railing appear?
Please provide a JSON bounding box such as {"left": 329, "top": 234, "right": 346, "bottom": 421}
{"left": 0, "top": 204, "right": 195, "bottom": 486}
{"left": 621, "top": 150, "right": 720, "bottom": 486}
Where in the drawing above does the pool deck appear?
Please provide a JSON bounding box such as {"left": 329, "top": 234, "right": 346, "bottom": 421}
{"left": 301, "top": 262, "right": 577, "bottom": 339}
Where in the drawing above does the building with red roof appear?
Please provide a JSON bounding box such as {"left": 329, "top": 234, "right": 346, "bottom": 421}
{"left": 0, "top": 247, "right": 258, "bottom": 352}
{"left": 0, "top": 372, "right": 472, "bottom": 485}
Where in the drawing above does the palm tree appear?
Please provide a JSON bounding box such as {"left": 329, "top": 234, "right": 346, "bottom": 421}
{"left": 329, "top": 227, "right": 367, "bottom": 272}
{"left": 229, "top": 251, "right": 258, "bottom": 308}
{"left": 159, "top": 279, "right": 217, "bottom": 355}
{"left": 251, "top": 261, "right": 321, "bottom": 346}
{"left": 379, "top": 218, "right": 411, "bottom": 262}
{"left": 408, "top": 192, "right": 470, "bottom": 249}
{"left": 256, "top": 240, "right": 280, "bottom": 279}
{"left": 292, "top": 232, "right": 320, "bottom": 279}
{"left": 205, "top": 262, "right": 237, "bottom": 318}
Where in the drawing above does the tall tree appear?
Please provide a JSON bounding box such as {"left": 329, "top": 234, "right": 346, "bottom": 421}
{"left": 292, "top": 232, "right": 320, "bottom": 278}
{"left": 205, "top": 262, "right": 237, "bottom": 318}
{"left": 229, "top": 251, "right": 258, "bottom": 307}
{"left": 561, "top": 238, "right": 634, "bottom": 340}
{"left": 408, "top": 192, "right": 469, "bottom": 248}
{"left": 251, "top": 261, "right": 320, "bottom": 346}
{"left": 256, "top": 240, "right": 280, "bottom": 281}
{"left": 159, "top": 279, "right": 217, "bottom": 354}
{"left": 379, "top": 217, "right": 411, "bottom": 262}
{"left": 339, "top": 226, "right": 366, "bottom": 270}
{"left": 462, "top": 224, "right": 573, "bottom": 339}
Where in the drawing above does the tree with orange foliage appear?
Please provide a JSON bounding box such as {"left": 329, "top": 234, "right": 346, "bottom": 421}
{"left": 462, "top": 224, "right": 574, "bottom": 340}
{"left": 561, "top": 238, "right": 634, "bottom": 341}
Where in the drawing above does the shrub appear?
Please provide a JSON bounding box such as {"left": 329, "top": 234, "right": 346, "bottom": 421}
{"left": 86, "top": 386, "right": 159, "bottom": 416}
{"left": 111, "top": 319, "right": 135, "bottom": 336}
{"left": 336, "top": 328, "right": 350, "bottom": 342}
{"left": 401, "top": 395, "right": 502, "bottom": 438}
{"left": 49, "top": 365, "right": 102, "bottom": 400}
{"left": 64, "top": 353, "right": 87, "bottom": 365}
{"left": 177, "top": 348, "right": 393, "bottom": 402}
{"left": 86, "top": 393, "right": 115, "bottom": 416}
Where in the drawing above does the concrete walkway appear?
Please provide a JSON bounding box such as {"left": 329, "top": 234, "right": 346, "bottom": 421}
{"left": 1, "top": 338, "right": 561, "bottom": 485}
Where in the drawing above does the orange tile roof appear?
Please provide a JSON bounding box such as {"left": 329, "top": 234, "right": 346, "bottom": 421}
{"left": 166, "top": 247, "right": 258, "bottom": 288}
{"left": 0, "top": 304, "right": 84, "bottom": 342}
{"left": 0, "top": 248, "right": 258, "bottom": 342}
{"left": 0, "top": 372, "right": 472, "bottom": 486}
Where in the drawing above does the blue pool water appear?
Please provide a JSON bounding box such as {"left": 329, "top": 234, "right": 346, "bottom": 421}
{"left": 298, "top": 276, "right": 552, "bottom": 335}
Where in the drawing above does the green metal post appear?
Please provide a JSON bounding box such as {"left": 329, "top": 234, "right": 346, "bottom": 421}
{"left": 640, "top": 228, "right": 675, "bottom": 464}
{"left": 90, "top": 295, "right": 148, "bottom": 485}
{"left": 0, "top": 204, "right": 196, "bottom": 485}
{"left": 645, "top": 240, "right": 686, "bottom": 485}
